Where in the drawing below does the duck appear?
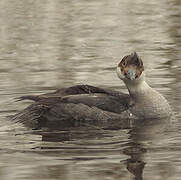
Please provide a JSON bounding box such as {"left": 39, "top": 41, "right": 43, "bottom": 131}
{"left": 12, "top": 52, "right": 172, "bottom": 129}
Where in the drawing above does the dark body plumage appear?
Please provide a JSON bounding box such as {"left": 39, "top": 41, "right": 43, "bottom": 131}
{"left": 13, "top": 85, "right": 133, "bottom": 129}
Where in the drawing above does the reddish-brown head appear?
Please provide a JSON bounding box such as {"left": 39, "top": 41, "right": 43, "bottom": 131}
{"left": 117, "top": 52, "right": 144, "bottom": 80}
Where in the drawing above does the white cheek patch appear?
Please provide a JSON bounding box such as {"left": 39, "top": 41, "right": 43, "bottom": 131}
{"left": 116, "top": 67, "right": 125, "bottom": 80}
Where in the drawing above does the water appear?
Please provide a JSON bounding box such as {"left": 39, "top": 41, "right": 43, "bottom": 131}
{"left": 0, "top": 0, "right": 181, "bottom": 179}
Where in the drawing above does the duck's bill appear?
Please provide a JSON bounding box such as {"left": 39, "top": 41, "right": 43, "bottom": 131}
{"left": 125, "top": 68, "right": 137, "bottom": 80}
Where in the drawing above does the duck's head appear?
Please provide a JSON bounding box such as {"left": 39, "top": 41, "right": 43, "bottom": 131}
{"left": 116, "top": 52, "right": 144, "bottom": 83}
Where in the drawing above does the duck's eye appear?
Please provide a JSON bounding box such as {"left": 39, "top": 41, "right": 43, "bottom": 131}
{"left": 122, "top": 61, "right": 126, "bottom": 67}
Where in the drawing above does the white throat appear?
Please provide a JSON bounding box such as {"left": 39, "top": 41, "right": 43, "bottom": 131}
{"left": 116, "top": 67, "right": 151, "bottom": 99}
{"left": 124, "top": 73, "right": 150, "bottom": 96}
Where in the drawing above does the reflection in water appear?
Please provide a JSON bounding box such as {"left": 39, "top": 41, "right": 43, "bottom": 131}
{"left": 125, "top": 147, "right": 146, "bottom": 180}
{"left": 27, "top": 117, "right": 171, "bottom": 180}
{"left": 123, "top": 117, "right": 170, "bottom": 179}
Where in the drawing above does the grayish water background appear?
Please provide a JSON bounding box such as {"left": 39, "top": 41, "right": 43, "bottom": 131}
{"left": 0, "top": 0, "right": 181, "bottom": 179}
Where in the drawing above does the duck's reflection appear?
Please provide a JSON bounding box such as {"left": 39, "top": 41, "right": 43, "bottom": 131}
{"left": 35, "top": 126, "right": 108, "bottom": 142}
{"left": 123, "top": 117, "right": 170, "bottom": 179}
{"left": 124, "top": 142, "right": 146, "bottom": 180}
{"left": 32, "top": 116, "right": 171, "bottom": 179}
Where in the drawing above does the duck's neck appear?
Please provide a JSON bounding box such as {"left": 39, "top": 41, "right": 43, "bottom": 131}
{"left": 123, "top": 73, "right": 151, "bottom": 100}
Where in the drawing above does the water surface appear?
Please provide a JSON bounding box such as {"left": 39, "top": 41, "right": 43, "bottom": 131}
{"left": 0, "top": 0, "right": 181, "bottom": 179}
